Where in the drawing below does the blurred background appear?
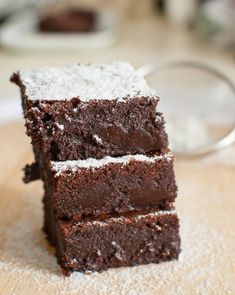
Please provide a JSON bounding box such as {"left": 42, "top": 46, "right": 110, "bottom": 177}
{"left": 1, "top": 0, "right": 235, "bottom": 154}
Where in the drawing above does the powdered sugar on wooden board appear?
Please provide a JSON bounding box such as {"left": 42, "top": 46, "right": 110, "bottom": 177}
{"left": 51, "top": 152, "right": 173, "bottom": 176}
{"left": 1, "top": 160, "right": 234, "bottom": 295}
{"left": 18, "top": 62, "right": 157, "bottom": 101}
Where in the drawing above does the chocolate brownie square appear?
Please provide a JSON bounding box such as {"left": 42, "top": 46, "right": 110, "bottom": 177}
{"left": 30, "top": 150, "right": 177, "bottom": 218}
{"left": 11, "top": 62, "right": 168, "bottom": 161}
{"left": 44, "top": 205, "right": 180, "bottom": 274}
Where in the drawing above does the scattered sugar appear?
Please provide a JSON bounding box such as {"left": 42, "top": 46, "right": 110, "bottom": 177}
{"left": 55, "top": 123, "right": 64, "bottom": 131}
{"left": 65, "top": 114, "right": 72, "bottom": 122}
{"left": 73, "top": 210, "right": 177, "bottom": 227}
{"left": 31, "top": 107, "right": 40, "bottom": 113}
{"left": 114, "top": 252, "right": 123, "bottom": 261}
{"left": 155, "top": 113, "right": 164, "bottom": 124}
{"left": 128, "top": 205, "right": 135, "bottom": 211}
{"left": 18, "top": 62, "right": 157, "bottom": 102}
{"left": 51, "top": 152, "right": 173, "bottom": 176}
{"left": 93, "top": 134, "right": 103, "bottom": 144}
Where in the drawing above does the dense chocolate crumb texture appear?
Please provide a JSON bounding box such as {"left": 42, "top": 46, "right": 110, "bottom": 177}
{"left": 44, "top": 205, "right": 180, "bottom": 275}
{"left": 11, "top": 62, "right": 168, "bottom": 160}
{"left": 31, "top": 151, "right": 177, "bottom": 218}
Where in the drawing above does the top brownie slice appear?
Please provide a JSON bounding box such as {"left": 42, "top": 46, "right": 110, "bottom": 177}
{"left": 11, "top": 62, "right": 168, "bottom": 160}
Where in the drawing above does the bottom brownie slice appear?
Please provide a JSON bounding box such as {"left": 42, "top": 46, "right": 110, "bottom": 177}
{"left": 44, "top": 203, "right": 180, "bottom": 275}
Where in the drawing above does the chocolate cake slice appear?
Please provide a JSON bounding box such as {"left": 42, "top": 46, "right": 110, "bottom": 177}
{"left": 44, "top": 205, "right": 180, "bottom": 275}
{"left": 30, "top": 150, "right": 177, "bottom": 218}
{"left": 11, "top": 62, "right": 168, "bottom": 161}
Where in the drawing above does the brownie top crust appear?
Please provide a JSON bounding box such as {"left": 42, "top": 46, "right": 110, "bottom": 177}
{"left": 51, "top": 151, "right": 174, "bottom": 176}
{"left": 13, "top": 62, "right": 157, "bottom": 101}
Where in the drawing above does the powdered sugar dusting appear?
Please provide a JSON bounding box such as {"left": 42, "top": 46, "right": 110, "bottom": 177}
{"left": 55, "top": 123, "right": 64, "bottom": 131}
{"left": 93, "top": 134, "right": 103, "bottom": 144}
{"left": 51, "top": 152, "right": 174, "bottom": 176}
{"left": 18, "top": 62, "right": 157, "bottom": 101}
{"left": 74, "top": 209, "right": 177, "bottom": 227}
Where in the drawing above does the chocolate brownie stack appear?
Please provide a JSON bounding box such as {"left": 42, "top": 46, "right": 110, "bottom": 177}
{"left": 11, "top": 62, "right": 180, "bottom": 275}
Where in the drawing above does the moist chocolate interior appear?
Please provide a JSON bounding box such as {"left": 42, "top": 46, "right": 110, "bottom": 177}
{"left": 11, "top": 72, "right": 168, "bottom": 161}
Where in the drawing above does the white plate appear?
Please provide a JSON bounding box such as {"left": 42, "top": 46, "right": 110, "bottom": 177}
{"left": 0, "top": 9, "right": 118, "bottom": 51}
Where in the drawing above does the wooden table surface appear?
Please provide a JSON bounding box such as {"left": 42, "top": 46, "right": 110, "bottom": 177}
{"left": 0, "top": 120, "right": 234, "bottom": 295}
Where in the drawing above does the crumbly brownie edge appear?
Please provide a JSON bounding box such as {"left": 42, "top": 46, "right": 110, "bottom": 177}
{"left": 11, "top": 68, "right": 169, "bottom": 161}
{"left": 55, "top": 209, "right": 180, "bottom": 275}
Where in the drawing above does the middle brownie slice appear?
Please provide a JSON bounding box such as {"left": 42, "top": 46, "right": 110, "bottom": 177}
{"left": 42, "top": 150, "right": 177, "bottom": 218}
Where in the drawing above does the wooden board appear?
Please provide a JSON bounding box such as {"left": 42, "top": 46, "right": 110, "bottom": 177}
{"left": 0, "top": 121, "right": 234, "bottom": 295}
